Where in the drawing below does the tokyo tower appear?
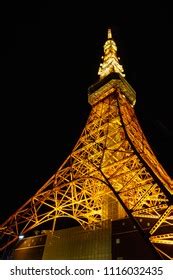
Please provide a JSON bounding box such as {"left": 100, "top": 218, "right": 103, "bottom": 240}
{"left": 0, "top": 29, "right": 173, "bottom": 260}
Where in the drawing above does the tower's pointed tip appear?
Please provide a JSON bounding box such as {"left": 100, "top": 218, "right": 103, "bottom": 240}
{"left": 108, "top": 28, "right": 112, "bottom": 39}
{"left": 98, "top": 27, "right": 125, "bottom": 79}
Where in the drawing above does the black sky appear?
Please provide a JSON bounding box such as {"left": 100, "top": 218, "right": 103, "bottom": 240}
{"left": 0, "top": 4, "right": 173, "bottom": 223}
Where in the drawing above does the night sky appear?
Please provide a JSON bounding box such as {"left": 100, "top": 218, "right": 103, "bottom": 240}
{"left": 0, "top": 4, "right": 173, "bottom": 223}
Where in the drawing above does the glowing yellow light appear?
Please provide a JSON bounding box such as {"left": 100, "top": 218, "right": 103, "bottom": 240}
{"left": 98, "top": 28, "right": 125, "bottom": 79}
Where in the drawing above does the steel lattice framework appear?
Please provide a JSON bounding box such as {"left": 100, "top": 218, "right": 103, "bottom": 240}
{"left": 0, "top": 29, "right": 173, "bottom": 259}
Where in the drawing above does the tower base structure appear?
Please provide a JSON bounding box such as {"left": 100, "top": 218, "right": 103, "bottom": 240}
{"left": 8, "top": 218, "right": 165, "bottom": 260}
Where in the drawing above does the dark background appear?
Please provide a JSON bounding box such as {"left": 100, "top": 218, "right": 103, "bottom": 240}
{"left": 0, "top": 4, "right": 173, "bottom": 223}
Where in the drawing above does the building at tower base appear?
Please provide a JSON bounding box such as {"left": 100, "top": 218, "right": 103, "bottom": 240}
{"left": 11, "top": 218, "right": 164, "bottom": 260}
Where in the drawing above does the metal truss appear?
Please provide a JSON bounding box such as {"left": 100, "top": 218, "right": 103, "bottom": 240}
{"left": 0, "top": 77, "right": 173, "bottom": 259}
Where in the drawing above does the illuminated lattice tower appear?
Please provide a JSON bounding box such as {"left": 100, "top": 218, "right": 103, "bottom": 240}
{"left": 1, "top": 29, "right": 173, "bottom": 259}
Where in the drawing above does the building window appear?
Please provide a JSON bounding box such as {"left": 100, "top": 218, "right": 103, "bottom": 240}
{"left": 116, "top": 238, "right": 120, "bottom": 244}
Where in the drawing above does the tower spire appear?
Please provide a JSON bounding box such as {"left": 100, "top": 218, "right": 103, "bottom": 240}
{"left": 98, "top": 28, "right": 125, "bottom": 79}
{"left": 107, "top": 28, "right": 112, "bottom": 39}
